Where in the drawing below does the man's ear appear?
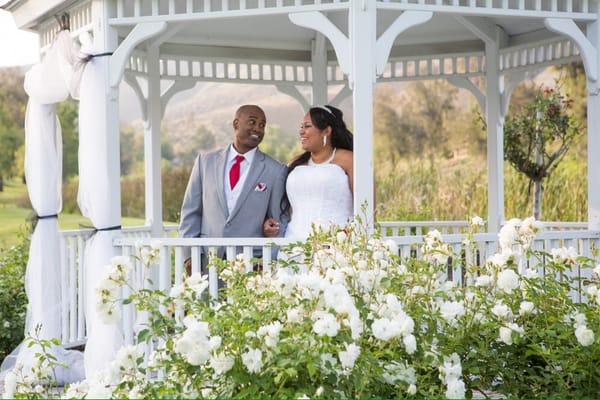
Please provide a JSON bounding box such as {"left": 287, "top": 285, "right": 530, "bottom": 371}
{"left": 233, "top": 118, "right": 239, "bottom": 130}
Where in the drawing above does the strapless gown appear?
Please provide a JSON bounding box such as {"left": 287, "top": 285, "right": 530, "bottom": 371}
{"left": 284, "top": 161, "right": 353, "bottom": 239}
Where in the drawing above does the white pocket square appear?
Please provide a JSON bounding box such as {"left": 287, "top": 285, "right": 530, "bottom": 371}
{"left": 254, "top": 182, "right": 267, "bottom": 192}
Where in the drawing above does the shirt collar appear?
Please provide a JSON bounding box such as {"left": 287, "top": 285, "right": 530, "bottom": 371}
{"left": 228, "top": 144, "right": 257, "bottom": 165}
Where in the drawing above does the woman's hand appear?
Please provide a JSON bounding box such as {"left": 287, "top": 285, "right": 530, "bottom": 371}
{"left": 263, "top": 218, "right": 280, "bottom": 237}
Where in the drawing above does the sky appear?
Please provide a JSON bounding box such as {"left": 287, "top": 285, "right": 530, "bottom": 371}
{"left": 0, "top": 9, "right": 40, "bottom": 67}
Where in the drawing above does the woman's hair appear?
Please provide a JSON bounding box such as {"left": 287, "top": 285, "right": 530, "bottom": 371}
{"left": 287, "top": 105, "right": 353, "bottom": 173}
{"left": 281, "top": 105, "right": 353, "bottom": 214}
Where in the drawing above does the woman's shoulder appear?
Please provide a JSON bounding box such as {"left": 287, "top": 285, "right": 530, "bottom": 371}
{"left": 334, "top": 148, "right": 353, "bottom": 165}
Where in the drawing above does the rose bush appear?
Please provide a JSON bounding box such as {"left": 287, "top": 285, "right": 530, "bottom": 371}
{"left": 7, "top": 217, "right": 600, "bottom": 399}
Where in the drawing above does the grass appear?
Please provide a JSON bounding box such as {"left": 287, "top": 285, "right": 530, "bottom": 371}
{"left": 0, "top": 180, "right": 144, "bottom": 248}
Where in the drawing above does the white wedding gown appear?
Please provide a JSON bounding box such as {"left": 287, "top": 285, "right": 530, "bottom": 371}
{"left": 284, "top": 149, "right": 353, "bottom": 239}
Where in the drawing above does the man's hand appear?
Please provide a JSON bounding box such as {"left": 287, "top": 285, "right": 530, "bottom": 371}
{"left": 263, "top": 218, "right": 280, "bottom": 237}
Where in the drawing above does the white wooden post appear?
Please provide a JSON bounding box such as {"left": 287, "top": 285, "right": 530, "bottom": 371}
{"left": 587, "top": 19, "right": 600, "bottom": 230}
{"left": 350, "top": 0, "right": 376, "bottom": 223}
{"left": 485, "top": 40, "right": 505, "bottom": 232}
{"left": 91, "top": 0, "right": 121, "bottom": 223}
{"left": 311, "top": 33, "right": 328, "bottom": 105}
{"left": 145, "top": 46, "right": 164, "bottom": 237}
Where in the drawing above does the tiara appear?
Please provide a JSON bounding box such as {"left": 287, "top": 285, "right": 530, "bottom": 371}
{"left": 313, "top": 105, "right": 334, "bottom": 115}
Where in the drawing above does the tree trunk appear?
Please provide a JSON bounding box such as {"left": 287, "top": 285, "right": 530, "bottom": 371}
{"left": 533, "top": 179, "right": 543, "bottom": 220}
{"left": 0, "top": 175, "right": 4, "bottom": 192}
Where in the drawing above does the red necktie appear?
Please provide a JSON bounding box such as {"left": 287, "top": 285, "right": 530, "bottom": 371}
{"left": 229, "top": 155, "right": 245, "bottom": 189}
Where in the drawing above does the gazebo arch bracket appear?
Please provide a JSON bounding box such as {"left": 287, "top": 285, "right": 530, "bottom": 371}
{"left": 312, "top": 33, "right": 329, "bottom": 105}
{"left": 288, "top": 11, "right": 352, "bottom": 77}
{"left": 275, "top": 84, "right": 311, "bottom": 112}
{"left": 160, "top": 80, "right": 198, "bottom": 119}
{"left": 123, "top": 73, "right": 148, "bottom": 122}
{"left": 446, "top": 76, "right": 485, "bottom": 112}
{"left": 544, "top": 18, "right": 597, "bottom": 82}
{"left": 109, "top": 21, "right": 168, "bottom": 88}
{"left": 375, "top": 11, "right": 434, "bottom": 76}
{"left": 330, "top": 84, "right": 351, "bottom": 107}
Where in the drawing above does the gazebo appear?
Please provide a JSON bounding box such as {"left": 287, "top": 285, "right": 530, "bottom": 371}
{"left": 3, "top": 0, "right": 600, "bottom": 377}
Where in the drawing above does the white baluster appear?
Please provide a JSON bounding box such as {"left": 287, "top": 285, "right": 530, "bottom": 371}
{"left": 122, "top": 246, "right": 134, "bottom": 345}
{"left": 208, "top": 247, "right": 219, "bottom": 300}
{"left": 243, "top": 246, "right": 254, "bottom": 273}
{"left": 191, "top": 246, "right": 202, "bottom": 274}
{"left": 77, "top": 236, "right": 85, "bottom": 341}
{"left": 174, "top": 246, "right": 184, "bottom": 322}
{"left": 263, "top": 245, "right": 272, "bottom": 274}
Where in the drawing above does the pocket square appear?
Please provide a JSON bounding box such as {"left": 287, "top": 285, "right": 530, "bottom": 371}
{"left": 254, "top": 182, "right": 267, "bottom": 192}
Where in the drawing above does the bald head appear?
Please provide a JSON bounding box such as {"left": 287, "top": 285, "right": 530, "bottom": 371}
{"left": 232, "top": 105, "right": 267, "bottom": 154}
{"left": 235, "top": 104, "right": 265, "bottom": 119}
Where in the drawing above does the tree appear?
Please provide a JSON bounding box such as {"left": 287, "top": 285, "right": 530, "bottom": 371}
{"left": 58, "top": 100, "right": 79, "bottom": 180}
{"left": 503, "top": 86, "right": 581, "bottom": 219}
{"left": 0, "top": 68, "right": 27, "bottom": 191}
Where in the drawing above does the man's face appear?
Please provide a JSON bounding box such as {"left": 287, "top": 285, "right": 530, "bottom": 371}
{"left": 233, "top": 107, "right": 266, "bottom": 153}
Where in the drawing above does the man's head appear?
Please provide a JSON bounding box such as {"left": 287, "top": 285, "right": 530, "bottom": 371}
{"left": 232, "top": 105, "right": 266, "bottom": 154}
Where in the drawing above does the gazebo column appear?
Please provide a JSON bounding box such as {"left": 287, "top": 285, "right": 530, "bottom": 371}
{"left": 485, "top": 42, "right": 505, "bottom": 232}
{"left": 349, "top": 0, "right": 376, "bottom": 220}
{"left": 311, "top": 33, "right": 328, "bottom": 105}
{"left": 455, "top": 17, "right": 508, "bottom": 231}
{"left": 144, "top": 45, "right": 164, "bottom": 237}
{"left": 544, "top": 17, "right": 600, "bottom": 229}
{"left": 587, "top": 20, "right": 600, "bottom": 230}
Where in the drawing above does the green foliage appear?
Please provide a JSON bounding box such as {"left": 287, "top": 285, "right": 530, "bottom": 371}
{"left": 0, "top": 229, "right": 29, "bottom": 364}
{"left": 62, "top": 167, "right": 191, "bottom": 223}
{"left": 260, "top": 125, "right": 300, "bottom": 165}
{"left": 58, "top": 100, "right": 79, "bottom": 180}
{"left": 0, "top": 68, "right": 27, "bottom": 190}
{"left": 24, "top": 218, "right": 598, "bottom": 399}
{"left": 504, "top": 86, "right": 580, "bottom": 182}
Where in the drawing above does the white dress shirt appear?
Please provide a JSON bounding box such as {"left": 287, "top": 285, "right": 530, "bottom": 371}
{"left": 225, "top": 145, "right": 257, "bottom": 215}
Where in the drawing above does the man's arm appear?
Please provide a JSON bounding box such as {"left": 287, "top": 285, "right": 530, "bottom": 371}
{"left": 267, "top": 164, "right": 289, "bottom": 238}
{"left": 179, "top": 153, "right": 203, "bottom": 238}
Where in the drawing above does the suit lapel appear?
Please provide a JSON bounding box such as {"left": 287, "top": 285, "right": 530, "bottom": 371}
{"left": 214, "top": 147, "right": 229, "bottom": 218}
{"left": 227, "top": 150, "right": 265, "bottom": 223}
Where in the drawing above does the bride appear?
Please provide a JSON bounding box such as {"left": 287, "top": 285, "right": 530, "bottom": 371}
{"left": 264, "top": 105, "right": 353, "bottom": 239}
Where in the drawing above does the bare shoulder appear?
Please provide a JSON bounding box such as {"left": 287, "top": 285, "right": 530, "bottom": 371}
{"left": 334, "top": 149, "right": 353, "bottom": 168}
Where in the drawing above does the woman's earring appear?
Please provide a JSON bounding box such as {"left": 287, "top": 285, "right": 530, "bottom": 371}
{"left": 322, "top": 136, "right": 327, "bottom": 147}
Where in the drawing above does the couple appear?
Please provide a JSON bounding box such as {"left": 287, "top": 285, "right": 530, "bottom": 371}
{"left": 179, "top": 104, "right": 353, "bottom": 244}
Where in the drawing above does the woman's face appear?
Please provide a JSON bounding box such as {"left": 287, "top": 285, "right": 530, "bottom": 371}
{"left": 299, "top": 112, "right": 329, "bottom": 152}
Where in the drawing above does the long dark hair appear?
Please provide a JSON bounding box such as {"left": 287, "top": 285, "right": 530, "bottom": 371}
{"left": 281, "top": 105, "right": 353, "bottom": 215}
{"left": 288, "top": 105, "right": 353, "bottom": 173}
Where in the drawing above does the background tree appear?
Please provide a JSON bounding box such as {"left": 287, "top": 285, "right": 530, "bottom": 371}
{"left": 0, "top": 68, "right": 27, "bottom": 191}
{"left": 504, "top": 86, "right": 581, "bottom": 219}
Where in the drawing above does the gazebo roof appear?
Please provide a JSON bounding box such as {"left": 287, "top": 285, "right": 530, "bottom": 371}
{"left": 3, "top": 0, "right": 583, "bottom": 86}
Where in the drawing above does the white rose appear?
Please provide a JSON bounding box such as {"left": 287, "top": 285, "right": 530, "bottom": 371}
{"left": 575, "top": 325, "right": 595, "bottom": 347}
{"left": 407, "top": 384, "right": 417, "bottom": 395}
{"left": 445, "top": 378, "right": 466, "bottom": 399}
{"left": 210, "top": 353, "right": 235, "bottom": 375}
{"left": 475, "top": 275, "right": 492, "bottom": 287}
{"left": 385, "top": 239, "right": 398, "bottom": 255}
{"left": 439, "top": 301, "right": 465, "bottom": 323}
{"left": 470, "top": 216, "right": 485, "bottom": 227}
{"left": 312, "top": 312, "right": 340, "bottom": 337}
{"left": 497, "top": 269, "right": 520, "bottom": 294}
{"left": 498, "top": 221, "right": 519, "bottom": 250}
{"left": 338, "top": 343, "right": 360, "bottom": 369}
{"left": 519, "top": 301, "right": 535, "bottom": 316}
{"left": 491, "top": 301, "right": 513, "bottom": 321}
{"left": 499, "top": 326, "right": 514, "bottom": 345}
{"left": 241, "top": 348, "right": 263, "bottom": 373}
{"left": 403, "top": 334, "right": 417, "bottom": 354}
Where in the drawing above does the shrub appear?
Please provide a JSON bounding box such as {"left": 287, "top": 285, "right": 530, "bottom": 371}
{"left": 14, "top": 217, "right": 598, "bottom": 399}
{"left": 0, "top": 230, "right": 29, "bottom": 364}
{"left": 60, "top": 166, "right": 191, "bottom": 223}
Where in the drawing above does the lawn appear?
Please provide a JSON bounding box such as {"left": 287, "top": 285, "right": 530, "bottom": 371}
{"left": 0, "top": 180, "right": 145, "bottom": 248}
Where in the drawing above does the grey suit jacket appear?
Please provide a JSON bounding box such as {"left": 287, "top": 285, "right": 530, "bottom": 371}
{"left": 179, "top": 145, "right": 289, "bottom": 241}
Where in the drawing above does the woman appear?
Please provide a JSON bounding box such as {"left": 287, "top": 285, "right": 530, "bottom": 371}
{"left": 264, "top": 105, "right": 354, "bottom": 239}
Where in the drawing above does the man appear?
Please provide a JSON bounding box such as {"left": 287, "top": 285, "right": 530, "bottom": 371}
{"left": 179, "top": 105, "right": 288, "bottom": 266}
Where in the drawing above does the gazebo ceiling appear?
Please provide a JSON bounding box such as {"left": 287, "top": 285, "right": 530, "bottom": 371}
{"left": 113, "top": 10, "right": 572, "bottom": 61}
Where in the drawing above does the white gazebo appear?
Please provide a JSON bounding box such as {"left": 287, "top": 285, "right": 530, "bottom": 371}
{"left": 4, "top": 0, "right": 600, "bottom": 377}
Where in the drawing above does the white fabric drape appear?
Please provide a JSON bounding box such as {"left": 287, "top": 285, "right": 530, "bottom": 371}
{"left": 0, "top": 30, "right": 85, "bottom": 384}
{"left": 78, "top": 54, "right": 123, "bottom": 376}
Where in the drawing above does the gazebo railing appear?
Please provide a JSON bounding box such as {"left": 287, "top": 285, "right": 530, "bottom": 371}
{"left": 58, "top": 224, "right": 178, "bottom": 347}
{"left": 113, "top": 229, "right": 600, "bottom": 346}
{"left": 378, "top": 220, "right": 589, "bottom": 236}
